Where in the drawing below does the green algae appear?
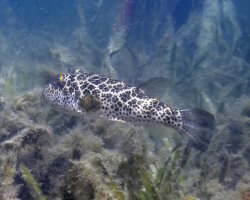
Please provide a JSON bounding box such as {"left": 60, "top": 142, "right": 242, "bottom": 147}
{"left": 139, "top": 168, "right": 159, "bottom": 200}
{"left": 0, "top": 1, "right": 248, "bottom": 199}
{"left": 107, "top": 182, "right": 125, "bottom": 200}
{"left": 19, "top": 163, "right": 46, "bottom": 200}
{"left": 4, "top": 70, "right": 14, "bottom": 98}
{"left": 20, "top": 71, "right": 28, "bottom": 90}
{"left": 117, "top": 152, "right": 188, "bottom": 200}
{"left": 2, "top": 162, "right": 13, "bottom": 178}
{"left": 156, "top": 144, "right": 187, "bottom": 199}
{"left": 117, "top": 154, "right": 160, "bottom": 200}
{"left": 185, "top": 195, "right": 195, "bottom": 200}
{"left": 155, "top": 167, "right": 164, "bottom": 188}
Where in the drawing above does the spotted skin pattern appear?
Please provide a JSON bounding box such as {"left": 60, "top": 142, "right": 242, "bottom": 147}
{"left": 42, "top": 70, "right": 184, "bottom": 132}
{"left": 43, "top": 70, "right": 216, "bottom": 152}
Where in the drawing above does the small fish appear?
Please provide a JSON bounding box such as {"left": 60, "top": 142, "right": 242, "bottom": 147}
{"left": 42, "top": 70, "right": 215, "bottom": 151}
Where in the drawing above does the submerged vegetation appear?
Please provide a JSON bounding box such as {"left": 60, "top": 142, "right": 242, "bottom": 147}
{"left": 0, "top": 0, "right": 249, "bottom": 199}
{"left": 19, "top": 164, "right": 46, "bottom": 200}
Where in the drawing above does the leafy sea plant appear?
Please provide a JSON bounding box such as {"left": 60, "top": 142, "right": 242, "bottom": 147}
{"left": 117, "top": 144, "right": 191, "bottom": 200}
{"left": 138, "top": 167, "right": 159, "bottom": 200}
{"left": 107, "top": 182, "right": 125, "bottom": 200}
{"left": 117, "top": 154, "right": 160, "bottom": 200}
{"left": 156, "top": 143, "right": 192, "bottom": 200}
{"left": 4, "top": 68, "right": 14, "bottom": 98}
{"left": 19, "top": 163, "right": 46, "bottom": 200}
{"left": 185, "top": 195, "right": 196, "bottom": 200}
{"left": 20, "top": 71, "right": 28, "bottom": 90}
{"left": 0, "top": 159, "right": 19, "bottom": 200}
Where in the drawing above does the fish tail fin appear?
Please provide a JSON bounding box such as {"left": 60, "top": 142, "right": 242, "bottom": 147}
{"left": 177, "top": 109, "right": 215, "bottom": 152}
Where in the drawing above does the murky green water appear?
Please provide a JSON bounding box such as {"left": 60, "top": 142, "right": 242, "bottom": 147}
{"left": 0, "top": 1, "right": 249, "bottom": 199}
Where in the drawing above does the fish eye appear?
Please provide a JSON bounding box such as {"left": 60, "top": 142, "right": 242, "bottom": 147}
{"left": 56, "top": 73, "right": 63, "bottom": 82}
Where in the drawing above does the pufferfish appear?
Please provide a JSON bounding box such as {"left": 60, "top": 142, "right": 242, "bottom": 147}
{"left": 42, "top": 70, "right": 215, "bottom": 151}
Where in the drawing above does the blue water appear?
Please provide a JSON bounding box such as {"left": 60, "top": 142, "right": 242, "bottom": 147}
{"left": 0, "top": 1, "right": 249, "bottom": 200}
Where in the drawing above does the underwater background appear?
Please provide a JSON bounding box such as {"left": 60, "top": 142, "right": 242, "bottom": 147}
{"left": 0, "top": 0, "right": 249, "bottom": 199}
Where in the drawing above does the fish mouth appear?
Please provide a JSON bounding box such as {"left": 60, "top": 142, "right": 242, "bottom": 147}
{"left": 42, "top": 83, "right": 81, "bottom": 115}
{"left": 41, "top": 85, "right": 51, "bottom": 103}
{"left": 41, "top": 83, "right": 59, "bottom": 106}
{"left": 41, "top": 87, "right": 48, "bottom": 103}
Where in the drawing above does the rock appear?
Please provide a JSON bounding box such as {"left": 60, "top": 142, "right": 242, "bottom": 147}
{"left": 21, "top": 127, "right": 50, "bottom": 148}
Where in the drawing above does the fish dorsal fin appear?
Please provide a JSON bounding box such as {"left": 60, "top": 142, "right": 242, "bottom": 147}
{"left": 135, "top": 86, "right": 146, "bottom": 95}
{"left": 75, "top": 68, "right": 81, "bottom": 73}
{"left": 136, "top": 77, "right": 170, "bottom": 99}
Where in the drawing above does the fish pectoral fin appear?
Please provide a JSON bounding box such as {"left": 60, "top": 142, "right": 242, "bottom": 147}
{"left": 99, "top": 113, "right": 126, "bottom": 123}
{"left": 108, "top": 117, "right": 126, "bottom": 123}
{"left": 79, "top": 94, "right": 101, "bottom": 112}
{"left": 136, "top": 77, "right": 170, "bottom": 99}
{"left": 74, "top": 68, "right": 81, "bottom": 73}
